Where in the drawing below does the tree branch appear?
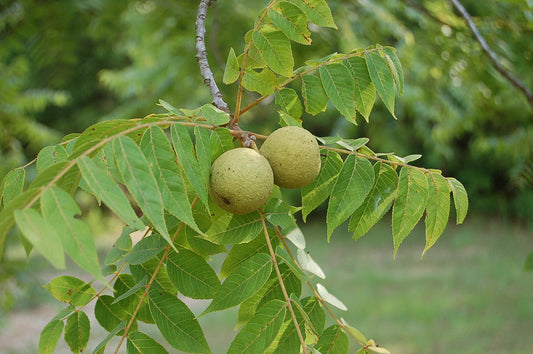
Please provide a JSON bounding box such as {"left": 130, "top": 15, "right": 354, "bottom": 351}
{"left": 449, "top": 0, "right": 533, "bottom": 110}
{"left": 196, "top": 0, "right": 230, "bottom": 113}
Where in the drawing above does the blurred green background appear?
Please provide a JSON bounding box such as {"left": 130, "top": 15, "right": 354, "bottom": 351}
{"left": 1, "top": 0, "right": 532, "bottom": 353}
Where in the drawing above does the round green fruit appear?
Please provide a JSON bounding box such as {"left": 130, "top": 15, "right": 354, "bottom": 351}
{"left": 260, "top": 126, "right": 321, "bottom": 189}
{"left": 210, "top": 148, "right": 274, "bottom": 214}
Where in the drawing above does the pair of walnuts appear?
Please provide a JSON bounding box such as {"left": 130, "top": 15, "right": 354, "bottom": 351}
{"left": 210, "top": 126, "right": 321, "bottom": 214}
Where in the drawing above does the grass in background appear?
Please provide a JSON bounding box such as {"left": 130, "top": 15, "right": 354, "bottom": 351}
{"left": 1, "top": 215, "right": 532, "bottom": 353}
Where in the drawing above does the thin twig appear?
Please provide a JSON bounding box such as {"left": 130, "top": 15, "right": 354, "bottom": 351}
{"left": 449, "top": 0, "right": 533, "bottom": 110}
{"left": 196, "top": 0, "right": 230, "bottom": 113}
{"left": 260, "top": 211, "right": 308, "bottom": 354}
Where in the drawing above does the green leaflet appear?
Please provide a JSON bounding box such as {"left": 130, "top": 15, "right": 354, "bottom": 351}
{"left": 220, "top": 229, "right": 278, "bottom": 279}
{"left": 44, "top": 275, "right": 95, "bottom": 306}
{"left": 113, "top": 274, "right": 153, "bottom": 324}
{"left": 228, "top": 299, "right": 286, "bottom": 354}
{"left": 268, "top": 2, "right": 312, "bottom": 45}
{"left": 41, "top": 186, "right": 103, "bottom": 280}
{"left": 319, "top": 63, "right": 356, "bottom": 124}
{"left": 36, "top": 144, "right": 69, "bottom": 173}
{"left": 127, "top": 331, "right": 169, "bottom": 354}
{"left": 210, "top": 127, "right": 234, "bottom": 161}
{"left": 349, "top": 162, "right": 398, "bottom": 240}
{"left": 365, "top": 51, "right": 396, "bottom": 119}
{"left": 29, "top": 161, "right": 81, "bottom": 194}
{"left": 223, "top": 47, "right": 240, "bottom": 84}
{"left": 166, "top": 248, "right": 221, "bottom": 299}
{"left": 316, "top": 325, "right": 350, "bottom": 354}
{"left": 343, "top": 56, "right": 376, "bottom": 122}
{"left": 302, "top": 296, "right": 326, "bottom": 335}
{"left": 275, "top": 88, "right": 303, "bottom": 119}
{"left": 70, "top": 119, "right": 139, "bottom": 159}
{"left": 301, "top": 74, "right": 328, "bottom": 115}
{"left": 0, "top": 188, "right": 40, "bottom": 259}
{"left": 327, "top": 155, "right": 375, "bottom": 239}
{"left": 205, "top": 212, "right": 263, "bottom": 244}
{"left": 158, "top": 99, "right": 181, "bottom": 115}
{"left": 104, "top": 226, "right": 133, "bottom": 265}
{"left": 124, "top": 234, "right": 166, "bottom": 265}
{"left": 204, "top": 252, "right": 272, "bottom": 314}
{"left": 64, "top": 311, "right": 90, "bottom": 353}
{"left": 382, "top": 47, "right": 404, "bottom": 95}
{"left": 113, "top": 135, "right": 172, "bottom": 246}
{"left": 242, "top": 67, "right": 277, "bottom": 95}
{"left": 170, "top": 123, "right": 210, "bottom": 211}
{"left": 422, "top": 172, "right": 451, "bottom": 257}
{"left": 94, "top": 295, "right": 131, "bottom": 333}
{"left": 200, "top": 104, "right": 230, "bottom": 126}
{"left": 38, "top": 319, "right": 64, "bottom": 354}
{"left": 149, "top": 289, "right": 211, "bottom": 353}
{"left": 288, "top": 0, "right": 337, "bottom": 29}
{"left": 92, "top": 320, "right": 127, "bottom": 354}
{"left": 302, "top": 149, "right": 343, "bottom": 221}
{"left": 112, "top": 276, "right": 147, "bottom": 305}
{"left": 14, "top": 209, "right": 65, "bottom": 269}
{"left": 194, "top": 125, "right": 212, "bottom": 191}
{"left": 79, "top": 158, "right": 144, "bottom": 231}
{"left": 448, "top": 177, "right": 468, "bottom": 224}
{"left": 130, "top": 257, "right": 177, "bottom": 296}
{"left": 252, "top": 26, "right": 294, "bottom": 77}
{"left": 1, "top": 167, "right": 25, "bottom": 207}
{"left": 392, "top": 167, "right": 429, "bottom": 257}
{"left": 140, "top": 125, "right": 201, "bottom": 233}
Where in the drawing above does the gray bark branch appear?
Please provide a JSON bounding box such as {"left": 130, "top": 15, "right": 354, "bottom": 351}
{"left": 449, "top": 0, "right": 533, "bottom": 110}
{"left": 196, "top": 0, "right": 230, "bottom": 113}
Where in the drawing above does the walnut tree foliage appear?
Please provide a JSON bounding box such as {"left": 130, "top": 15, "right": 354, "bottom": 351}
{"left": 0, "top": 1, "right": 469, "bottom": 353}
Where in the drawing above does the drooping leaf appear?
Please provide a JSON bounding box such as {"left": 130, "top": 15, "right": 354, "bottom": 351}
{"left": 223, "top": 47, "right": 240, "bottom": 85}
{"left": 269, "top": 2, "right": 312, "bottom": 45}
{"left": 242, "top": 67, "right": 278, "bottom": 95}
{"left": 0, "top": 188, "right": 40, "bottom": 260}
{"left": 302, "top": 150, "right": 343, "bottom": 221}
{"left": 382, "top": 47, "right": 404, "bottom": 95}
{"left": 316, "top": 325, "right": 350, "bottom": 354}
{"left": 166, "top": 248, "right": 221, "bottom": 299}
{"left": 365, "top": 51, "right": 396, "bottom": 118}
{"left": 319, "top": 63, "right": 356, "bottom": 123}
{"left": 113, "top": 135, "right": 172, "bottom": 246}
{"left": 14, "top": 209, "right": 65, "bottom": 269}
{"left": 170, "top": 123, "right": 210, "bottom": 210}
{"left": 228, "top": 299, "right": 286, "bottom": 354}
{"left": 447, "top": 177, "right": 468, "bottom": 224}
{"left": 326, "top": 155, "right": 375, "bottom": 239}
{"left": 301, "top": 74, "right": 328, "bottom": 115}
{"left": 297, "top": 248, "right": 326, "bottom": 279}
{"left": 158, "top": 99, "right": 181, "bottom": 115}
{"left": 127, "top": 331, "right": 169, "bottom": 354}
{"left": 124, "top": 234, "right": 166, "bottom": 265}
{"left": 349, "top": 162, "right": 398, "bottom": 240}
{"left": 39, "top": 319, "right": 64, "bottom": 354}
{"left": 43, "top": 276, "right": 95, "bottom": 306}
{"left": 204, "top": 253, "right": 272, "bottom": 314}
{"left": 340, "top": 318, "right": 368, "bottom": 346}
{"left": 422, "top": 172, "right": 451, "bottom": 257}
{"left": 149, "top": 289, "right": 210, "bottom": 353}
{"left": 41, "top": 186, "right": 102, "bottom": 280}
{"left": 36, "top": 144, "right": 69, "bottom": 173}
{"left": 343, "top": 56, "right": 376, "bottom": 122}
{"left": 252, "top": 26, "right": 294, "bottom": 77}
{"left": 78, "top": 156, "right": 144, "bottom": 230}
{"left": 139, "top": 126, "right": 200, "bottom": 233}
{"left": 205, "top": 212, "right": 263, "bottom": 244}
{"left": 94, "top": 295, "right": 130, "bottom": 333}
{"left": 288, "top": 0, "right": 337, "bottom": 28}
{"left": 316, "top": 283, "right": 347, "bottom": 311}
{"left": 64, "top": 311, "right": 90, "bottom": 353}
{"left": 392, "top": 167, "right": 428, "bottom": 256}
{"left": 275, "top": 88, "right": 303, "bottom": 118}
{"left": 1, "top": 167, "right": 25, "bottom": 207}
